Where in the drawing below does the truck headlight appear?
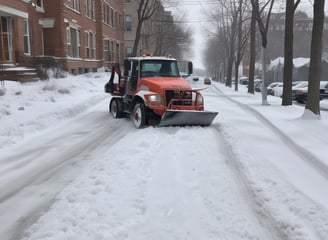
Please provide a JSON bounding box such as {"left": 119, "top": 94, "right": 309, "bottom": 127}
{"left": 196, "top": 94, "right": 203, "bottom": 105}
{"left": 147, "top": 94, "right": 162, "bottom": 104}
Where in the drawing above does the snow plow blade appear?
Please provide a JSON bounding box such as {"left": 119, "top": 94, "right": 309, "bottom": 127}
{"left": 158, "top": 110, "right": 218, "bottom": 127}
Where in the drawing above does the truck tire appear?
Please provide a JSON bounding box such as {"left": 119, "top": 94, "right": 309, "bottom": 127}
{"left": 109, "top": 98, "right": 123, "bottom": 118}
{"left": 132, "top": 102, "right": 147, "bottom": 128}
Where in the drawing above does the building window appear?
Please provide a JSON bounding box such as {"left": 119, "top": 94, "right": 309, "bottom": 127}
{"left": 85, "top": 0, "right": 95, "bottom": 20}
{"left": 102, "top": 3, "right": 112, "bottom": 26}
{"left": 116, "top": 43, "right": 120, "bottom": 63}
{"left": 36, "top": 0, "right": 43, "bottom": 7}
{"left": 113, "top": 11, "right": 117, "bottom": 28}
{"left": 23, "top": 20, "right": 30, "bottom": 54}
{"left": 104, "top": 39, "right": 111, "bottom": 62}
{"left": 85, "top": 32, "right": 90, "bottom": 59}
{"left": 85, "top": 32, "right": 95, "bottom": 59}
{"left": 126, "top": 47, "right": 133, "bottom": 57}
{"left": 35, "top": 0, "right": 44, "bottom": 13}
{"left": 110, "top": 8, "right": 114, "bottom": 26}
{"left": 91, "top": 33, "right": 96, "bottom": 59}
{"left": 125, "top": 15, "right": 132, "bottom": 31}
{"left": 67, "top": 27, "right": 80, "bottom": 58}
{"left": 67, "top": 0, "right": 81, "bottom": 12}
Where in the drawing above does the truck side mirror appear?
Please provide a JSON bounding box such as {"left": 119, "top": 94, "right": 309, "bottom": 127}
{"left": 124, "top": 59, "right": 131, "bottom": 77}
{"left": 188, "top": 62, "right": 193, "bottom": 75}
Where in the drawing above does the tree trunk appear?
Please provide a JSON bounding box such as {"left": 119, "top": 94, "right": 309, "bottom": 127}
{"left": 306, "top": 0, "right": 325, "bottom": 115}
{"left": 226, "top": 37, "right": 235, "bottom": 87}
{"left": 282, "top": 1, "right": 294, "bottom": 106}
{"left": 132, "top": 22, "right": 143, "bottom": 56}
{"left": 234, "top": 62, "right": 239, "bottom": 91}
{"left": 261, "top": 47, "right": 269, "bottom": 105}
{"left": 248, "top": 9, "right": 256, "bottom": 94}
{"left": 251, "top": 0, "right": 274, "bottom": 104}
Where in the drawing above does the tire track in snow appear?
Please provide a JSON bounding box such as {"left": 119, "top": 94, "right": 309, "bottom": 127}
{"left": 0, "top": 106, "right": 132, "bottom": 240}
{"left": 208, "top": 85, "right": 328, "bottom": 239}
{"left": 211, "top": 123, "right": 285, "bottom": 240}
{"left": 211, "top": 85, "right": 328, "bottom": 180}
{"left": 111, "top": 127, "right": 278, "bottom": 240}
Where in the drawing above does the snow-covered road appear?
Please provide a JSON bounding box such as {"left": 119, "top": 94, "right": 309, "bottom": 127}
{"left": 0, "top": 102, "right": 131, "bottom": 239}
{"left": 1, "top": 76, "right": 328, "bottom": 240}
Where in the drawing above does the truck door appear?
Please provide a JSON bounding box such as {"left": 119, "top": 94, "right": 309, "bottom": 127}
{"left": 131, "top": 61, "right": 139, "bottom": 91}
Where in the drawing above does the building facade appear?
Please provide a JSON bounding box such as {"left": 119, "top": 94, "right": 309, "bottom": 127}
{"left": 123, "top": 0, "right": 137, "bottom": 57}
{"left": 123, "top": 0, "right": 174, "bottom": 58}
{"left": 0, "top": 0, "right": 124, "bottom": 76}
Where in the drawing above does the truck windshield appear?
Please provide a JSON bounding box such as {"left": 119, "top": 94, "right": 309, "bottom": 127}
{"left": 140, "top": 60, "right": 180, "bottom": 78}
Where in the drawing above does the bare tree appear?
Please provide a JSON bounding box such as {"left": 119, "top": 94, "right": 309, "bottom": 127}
{"left": 223, "top": 2, "right": 239, "bottom": 87}
{"left": 151, "top": 15, "right": 192, "bottom": 59}
{"left": 250, "top": 0, "right": 275, "bottom": 105}
{"left": 305, "top": 0, "right": 325, "bottom": 116}
{"left": 234, "top": 0, "right": 250, "bottom": 91}
{"left": 133, "top": 0, "right": 161, "bottom": 56}
{"left": 281, "top": 0, "right": 301, "bottom": 106}
{"left": 248, "top": 8, "right": 256, "bottom": 94}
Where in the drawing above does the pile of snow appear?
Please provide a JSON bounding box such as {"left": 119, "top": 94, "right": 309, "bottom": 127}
{"left": 0, "top": 72, "right": 108, "bottom": 149}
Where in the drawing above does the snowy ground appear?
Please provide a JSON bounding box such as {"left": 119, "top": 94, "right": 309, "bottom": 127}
{"left": 1, "top": 72, "right": 328, "bottom": 240}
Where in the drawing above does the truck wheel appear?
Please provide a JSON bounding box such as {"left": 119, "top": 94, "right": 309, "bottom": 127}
{"left": 109, "top": 98, "right": 123, "bottom": 118}
{"left": 132, "top": 102, "right": 147, "bottom": 128}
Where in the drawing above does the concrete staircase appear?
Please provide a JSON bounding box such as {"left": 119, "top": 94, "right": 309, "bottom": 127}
{"left": 0, "top": 64, "right": 39, "bottom": 83}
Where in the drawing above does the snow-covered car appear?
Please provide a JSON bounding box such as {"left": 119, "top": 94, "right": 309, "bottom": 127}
{"left": 239, "top": 76, "right": 249, "bottom": 85}
{"left": 292, "top": 81, "right": 308, "bottom": 100}
{"left": 295, "top": 81, "right": 328, "bottom": 103}
{"left": 254, "top": 79, "right": 262, "bottom": 92}
{"left": 272, "top": 83, "right": 284, "bottom": 97}
{"left": 267, "top": 82, "right": 281, "bottom": 95}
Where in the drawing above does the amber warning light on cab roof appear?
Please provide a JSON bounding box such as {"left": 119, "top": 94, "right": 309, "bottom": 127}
{"left": 141, "top": 53, "right": 172, "bottom": 58}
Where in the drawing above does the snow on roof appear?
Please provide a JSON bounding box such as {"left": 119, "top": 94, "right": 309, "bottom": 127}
{"left": 293, "top": 57, "right": 310, "bottom": 68}
{"left": 269, "top": 57, "right": 328, "bottom": 71}
{"left": 268, "top": 57, "right": 284, "bottom": 71}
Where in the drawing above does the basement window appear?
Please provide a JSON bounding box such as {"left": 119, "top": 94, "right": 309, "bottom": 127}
{"left": 36, "top": 0, "right": 44, "bottom": 13}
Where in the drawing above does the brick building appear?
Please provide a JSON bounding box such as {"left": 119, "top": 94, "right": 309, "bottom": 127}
{"left": 0, "top": 0, "right": 124, "bottom": 78}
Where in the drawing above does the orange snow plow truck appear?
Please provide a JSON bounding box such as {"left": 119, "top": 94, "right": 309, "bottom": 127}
{"left": 105, "top": 55, "right": 218, "bottom": 128}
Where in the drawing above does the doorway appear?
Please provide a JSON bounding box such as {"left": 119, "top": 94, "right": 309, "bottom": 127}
{"left": 0, "top": 16, "right": 13, "bottom": 63}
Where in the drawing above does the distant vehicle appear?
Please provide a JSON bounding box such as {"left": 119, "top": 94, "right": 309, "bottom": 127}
{"left": 292, "top": 81, "right": 308, "bottom": 100}
{"left": 204, "top": 77, "right": 211, "bottom": 85}
{"left": 254, "top": 79, "right": 262, "bottom": 92}
{"left": 193, "top": 76, "right": 199, "bottom": 81}
{"left": 295, "top": 81, "right": 328, "bottom": 103}
{"left": 239, "top": 76, "right": 249, "bottom": 85}
{"left": 267, "top": 82, "right": 280, "bottom": 95}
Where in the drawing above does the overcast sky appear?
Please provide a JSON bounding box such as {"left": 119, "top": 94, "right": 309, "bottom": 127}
{"left": 166, "top": 0, "right": 328, "bottom": 70}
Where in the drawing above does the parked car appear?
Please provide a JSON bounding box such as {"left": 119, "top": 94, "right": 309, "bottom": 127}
{"left": 193, "top": 76, "right": 199, "bottom": 81}
{"left": 254, "top": 79, "right": 262, "bottom": 92}
{"left": 267, "top": 82, "right": 281, "bottom": 95}
{"left": 272, "top": 83, "right": 284, "bottom": 97}
{"left": 319, "top": 81, "right": 328, "bottom": 100}
{"left": 292, "top": 81, "right": 308, "bottom": 100}
{"left": 239, "top": 76, "right": 249, "bottom": 85}
{"left": 295, "top": 81, "right": 328, "bottom": 103}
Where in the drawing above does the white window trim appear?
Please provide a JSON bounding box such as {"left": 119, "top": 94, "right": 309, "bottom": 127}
{"left": 24, "top": 19, "right": 31, "bottom": 55}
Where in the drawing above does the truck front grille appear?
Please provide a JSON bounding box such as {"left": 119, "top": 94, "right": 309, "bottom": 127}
{"left": 165, "top": 90, "right": 192, "bottom": 106}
